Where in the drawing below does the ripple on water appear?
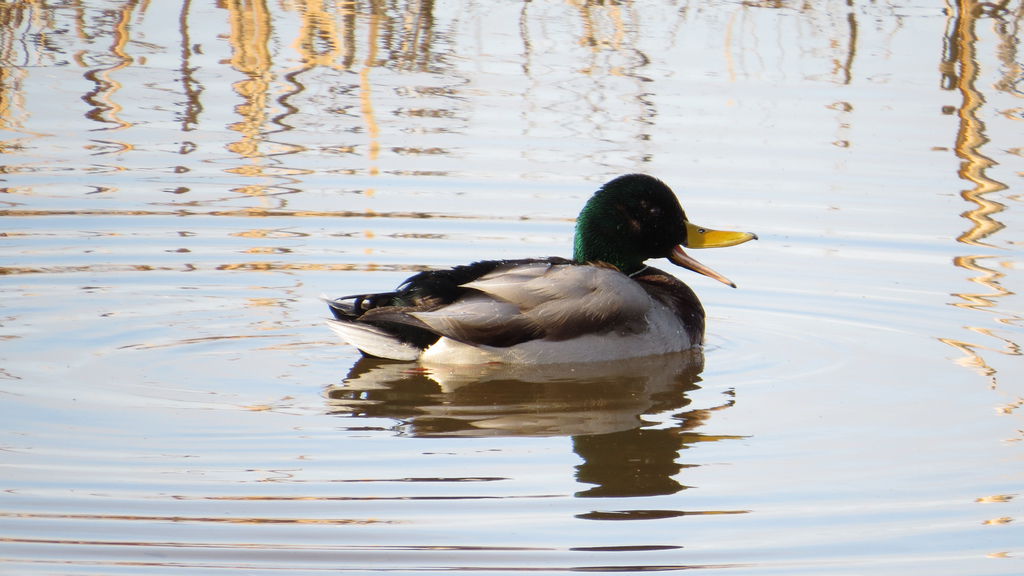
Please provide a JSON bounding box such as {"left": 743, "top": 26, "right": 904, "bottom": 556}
{"left": 2, "top": 338, "right": 753, "bottom": 574}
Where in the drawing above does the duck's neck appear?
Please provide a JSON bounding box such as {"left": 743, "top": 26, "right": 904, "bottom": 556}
{"left": 573, "top": 219, "right": 646, "bottom": 275}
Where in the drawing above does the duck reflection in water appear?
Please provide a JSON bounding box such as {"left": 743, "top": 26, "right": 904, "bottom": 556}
{"left": 325, "top": 350, "right": 740, "bottom": 500}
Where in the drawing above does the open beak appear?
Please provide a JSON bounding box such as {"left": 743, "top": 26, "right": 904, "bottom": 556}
{"left": 668, "top": 222, "right": 757, "bottom": 288}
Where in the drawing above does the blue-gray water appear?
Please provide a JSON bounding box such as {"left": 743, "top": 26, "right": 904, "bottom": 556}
{"left": 1, "top": 1, "right": 1021, "bottom": 574}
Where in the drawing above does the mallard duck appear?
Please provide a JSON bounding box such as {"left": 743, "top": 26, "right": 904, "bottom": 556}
{"left": 326, "top": 174, "right": 756, "bottom": 364}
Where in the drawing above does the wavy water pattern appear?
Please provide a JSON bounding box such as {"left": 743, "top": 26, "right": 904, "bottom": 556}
{"left": 1, "top": 1, "right": 1021, "bottom": 574}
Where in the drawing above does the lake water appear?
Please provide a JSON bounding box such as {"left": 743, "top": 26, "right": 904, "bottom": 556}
{"left": 1, "top": 0, "right": 1022, "bottom": 574}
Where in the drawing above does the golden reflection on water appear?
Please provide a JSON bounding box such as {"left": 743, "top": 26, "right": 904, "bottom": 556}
{"left": 226, "top": 0, "right": 274, "bottom": 162}
{"left": 940, "top": 2, "right": 1023, "bottom": 534}
{"left": 939, "top": 1, "right": 1021, "bottom": 409}
{"left": 81, "top": 1, "right": 134, "bottom": 131}
{"left": 359, "top": 3, "right": 381, "bottom": 177}
{"left": 574, "top": 0, "right": 628, "bottom": 56}
{"left": 0, "top": 0, "right": 874, "bottom": 164}
{"left": 0, "top": 29, "right": 27, "bottom": 135}
{"left": 948, "top": 1, "right": 1010, "bottom": 249}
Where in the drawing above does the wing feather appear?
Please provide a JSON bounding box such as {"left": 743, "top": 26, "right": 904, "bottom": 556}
{"left": 414, "top": 263, "right": 653, "bottom": 345}
{"left": 521, "top": 265, "right": 651, "bottom": 340}
{"left": 411, "top": 294, "right": 541, "bottom": 347}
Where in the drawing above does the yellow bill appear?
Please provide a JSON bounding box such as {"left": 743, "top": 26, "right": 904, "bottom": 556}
{"left": 669, "top": 222, "right": 758, "bottom": 288}
{"left": 684, "top": 222, "right": 758, "bottom": 248}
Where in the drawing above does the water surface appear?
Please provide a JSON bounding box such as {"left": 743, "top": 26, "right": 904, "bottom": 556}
{"left": 1, "top": 1, "right": 1022, "bottom": 574}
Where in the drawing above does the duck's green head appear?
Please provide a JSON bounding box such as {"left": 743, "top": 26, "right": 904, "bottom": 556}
{"left": 573, "top": 174, "right": 757, "bottom": 286}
